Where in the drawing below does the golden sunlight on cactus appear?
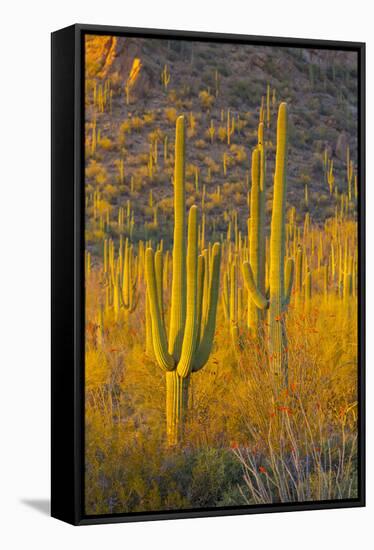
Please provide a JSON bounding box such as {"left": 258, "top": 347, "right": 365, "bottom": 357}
{"left": 146, "top": 116, "right": 222, "bottom": 445}
{"left": 84, "top": 35, "right": 359, "bottom": 514}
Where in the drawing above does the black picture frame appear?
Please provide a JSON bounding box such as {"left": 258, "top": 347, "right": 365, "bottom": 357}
{"left": 51, "top": 23, "right": 366, "bottom": 526}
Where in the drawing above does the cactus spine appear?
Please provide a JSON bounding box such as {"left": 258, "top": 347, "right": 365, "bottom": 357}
{"left": 161, "top": 64, "right": 171, "bottom": 91}
{"left": 227, "top": 109, "right": 235, "bottom": 145}
{"left": 145, "top": 116, "right": 222, "bottom": 445}
{"left": 243, "top": 103, "right": 294, "bottom": 387}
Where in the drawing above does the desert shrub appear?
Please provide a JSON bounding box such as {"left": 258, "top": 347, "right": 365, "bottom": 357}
{"left": 143, "top": 111, "right": 155, "bottom": 125}
{"left": 165, "top": 107, "right": 178, "bottom": 124}
{"left": 103, "top": 184, "right": 117, "bottom": 196}
{"left": 98, "top": 137, "right": 113, "bottom": 151}
{"left": 217, "top": 126, "right": 227, "bottom": 142}
{"left": 199, "top": 90, "right": 215, "bottom": 111}
{"left": 203, "top": 156, "right": 220, "bottom": 174}
{"left": 131, "top": 116, "right": 144, "bottom": 132}
{"left": 230, "top": 144, "right": 247, "bottom": 164}
{"left": 86, "top": 160, "right": 106, "bottom": 180}
{"left": 119, "top": 119, "right": 132, "bottom": 135}
{"left": 188, "top": 448, "right": 241, "bottom": 507}
{"left": 195, "top": 139, "right": 207, "bottom": 149}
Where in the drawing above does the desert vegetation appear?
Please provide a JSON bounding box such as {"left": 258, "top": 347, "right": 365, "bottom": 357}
{"left": 84, "top": 35, "right": 358, "bottom": 515}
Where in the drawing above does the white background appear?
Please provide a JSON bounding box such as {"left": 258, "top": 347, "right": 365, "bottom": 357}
{"left": 1, "top": 1, "right": 371, "bottom": 548}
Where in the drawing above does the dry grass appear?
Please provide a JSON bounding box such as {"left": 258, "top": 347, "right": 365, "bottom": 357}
{"left": 84, "top": 223, "right": 358, "bottom": 513}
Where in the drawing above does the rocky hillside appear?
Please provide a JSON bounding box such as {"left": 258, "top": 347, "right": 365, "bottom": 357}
{"left": 84, "top": 35, "right": 358, "bottom": 252}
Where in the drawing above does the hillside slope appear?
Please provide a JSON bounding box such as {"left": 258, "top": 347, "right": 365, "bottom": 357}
{"left": 85, "top": 35, "right": 358, "bottom": 251}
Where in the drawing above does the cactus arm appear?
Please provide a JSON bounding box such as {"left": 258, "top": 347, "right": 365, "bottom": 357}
{"left": 169, "top": 115, "right": 186, "bottom": 360}
{"left": 283, "top": 258, "right": 294, "bottom": 309}
{"left": 193, "top": 243, "right": 221, "bottom": 372}
{"left": 177, "top": 206, "right": 199, "bottom": 378}
{"left": 145, "top": 248, "right": 175, "bottom": 371}
{"left": 201, "top": 248, "right": 210, "bottom": 329}
{"left": 258, "top": 121, "right": 264, "bottom": 147}
{"left": 123, "top": 238, "right": 129, "bottom": 305}
{"left": 129, "top": 246, "right": 138, "bottom": 310}
{"left": 258, "top": 125, "right": 266, "bottom": 289}
{"left": 242, "top": 261, "right": 268, "bottom": 310}
{"left": 126, "top": 263, "right": 139, "bottom": 313}
{"left": 121, "top": 243, "right": 138, "bottom": 312}
{"left": 249, "top": 147, "right": 261, "bottom": 284}
{"left": 222, "top": 271, "right": 229, "bottom": 321}
{"left": 145, "top": 287, "right": 154, "bottom": 357}
{"left": 133, "top": 249, "right": 139, "bottom": 284}
{"left": 196, "top": 254, "right": 205, "bottom": 344}
{"left": 248, "top": 146, "right": 264, "bottom": 333}
{"left": 155, "top": 249, "right": 165, "bottom": 328}
{"left": 270, "top": 102, "right": 288, "bottom": 301}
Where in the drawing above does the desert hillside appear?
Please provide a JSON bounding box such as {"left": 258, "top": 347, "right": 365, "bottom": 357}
{"left": 85, "top": 35, "right": 358, "bottom": 253}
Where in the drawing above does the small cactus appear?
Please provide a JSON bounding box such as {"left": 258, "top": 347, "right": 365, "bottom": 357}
{"left": 121, "top": 239, "right": 138, "bottom": 314}
{"left": 227, "top": 109, "right": 235, "bottom": 145}
{"left": 161, "top": 64, "right": 171, "bottom": 91}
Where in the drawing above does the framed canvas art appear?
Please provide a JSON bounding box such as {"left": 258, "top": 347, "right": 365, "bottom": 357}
{"left": 51, "top": 24, "right": 365, "bottom": 525}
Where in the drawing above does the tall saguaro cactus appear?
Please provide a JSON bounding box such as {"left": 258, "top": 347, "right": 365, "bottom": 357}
{"left": 247, "top": 122, "right": 266, "bottom": 336}
{"left": 242, "top": 103, "right": 294, "bottom": 387}
{"left": 145, "top": 116, "right": 222, "bottom": 445}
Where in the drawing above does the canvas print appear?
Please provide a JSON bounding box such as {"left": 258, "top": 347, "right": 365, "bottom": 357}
{"left": 84, "top": 34, "right": 359, "bottom": 515}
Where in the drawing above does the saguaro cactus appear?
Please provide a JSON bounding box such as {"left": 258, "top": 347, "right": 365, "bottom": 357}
{"left": 242, "top": 103, "right": 294, "bottom": 387}
{"left": 247, "top": 123, "right": 266, "bottom": 336}
{"left": 121, "top": 238, "right": 138, "bottom": 313}
{"left": 145, "top": 116, "right": 222, "bottom": 445}
{"left": 161, "top": 64, "right": 171, "bottom": 90}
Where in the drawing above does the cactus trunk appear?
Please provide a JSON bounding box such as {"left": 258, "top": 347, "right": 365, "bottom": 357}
{"left": 166, "top": 371, "right": 189, "bottom": 446}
